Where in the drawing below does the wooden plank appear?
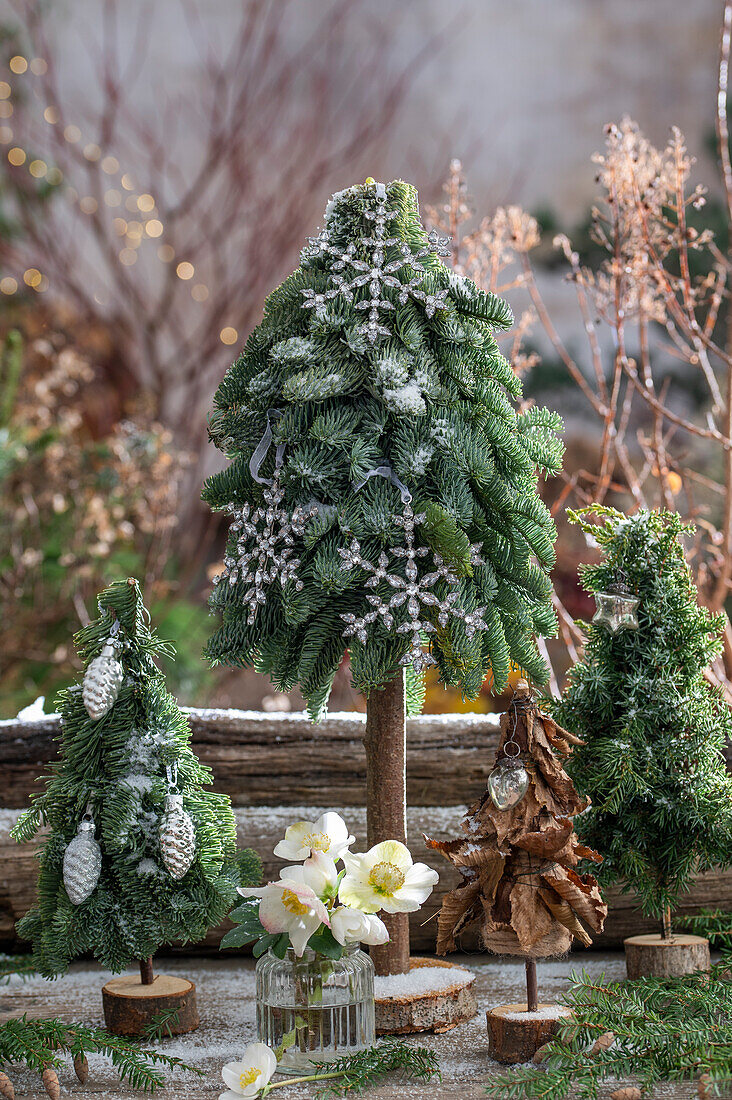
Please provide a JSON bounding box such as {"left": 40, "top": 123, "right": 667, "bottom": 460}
{"left": 2, "top": 806, "right": 730, "bottom": 954}
{"left": 0, "top": 710, "right": 501, "bottom": 809}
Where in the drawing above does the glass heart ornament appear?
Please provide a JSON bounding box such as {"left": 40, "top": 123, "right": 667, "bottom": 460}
{"left": 488, "top": 758, "right": 530, "bottom": 811}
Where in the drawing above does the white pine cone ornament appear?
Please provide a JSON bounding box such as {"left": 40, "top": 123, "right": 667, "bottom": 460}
{"left": 159, "top": 794, "right": 196, "bottom": 880}
{"left": 83, "top": 639, "right": 124, "bottom": 720}
{"left": 63, "top": 816, "right": 102, "bottom": 905}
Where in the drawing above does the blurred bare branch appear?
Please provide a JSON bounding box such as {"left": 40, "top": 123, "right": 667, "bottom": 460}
{"left": 2, "top": 0, "right": 424, "bottom": 434}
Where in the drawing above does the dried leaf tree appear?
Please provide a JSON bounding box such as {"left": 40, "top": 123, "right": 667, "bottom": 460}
{"left": 427, "top": 680, "right": 607, "bottom": 1009}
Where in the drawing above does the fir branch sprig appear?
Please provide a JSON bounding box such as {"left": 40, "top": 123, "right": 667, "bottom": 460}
{"left": 142, "top": 1006, "right": 182, "bottom": 1042}
{"left": 309, "top": 1040, "right": 441, "bottom": 1097}
{"left": 485, "top": 965, "right": 732, "bottom": 1100}
{"left": 678, "top": 908, "right": 732, "bottom": 948}
{"left": 0, "top": 954, "right": 37, "bottom": 983}
{"left": 0, "top": 1015, "right": 203, "bottom": 1093}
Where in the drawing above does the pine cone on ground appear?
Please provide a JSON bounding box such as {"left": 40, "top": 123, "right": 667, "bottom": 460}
{"left": 74, "top": 1054, "right": 89, "bottom": 1083}
{"left": 41, "top": 1067, "right": 60, "bottom": 1100}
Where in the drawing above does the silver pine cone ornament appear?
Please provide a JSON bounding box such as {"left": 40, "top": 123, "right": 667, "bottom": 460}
{"left": 159, "top": 794, "right": 196, "bottom": 880}
{"left": 63, "top": 816, "right": 102, "bottom": 905}
{"left": 83, "top": 637, "right": 124, "bottom": 720}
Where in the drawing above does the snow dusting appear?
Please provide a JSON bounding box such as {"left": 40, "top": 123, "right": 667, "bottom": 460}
{"left": 374, "top": 965, "right": 474, "bottom": 1000}
{"left": 502, "top": 1005, "right": 572, "bottom": 1021}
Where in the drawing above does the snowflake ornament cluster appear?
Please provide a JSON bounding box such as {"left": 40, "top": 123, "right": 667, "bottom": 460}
{"left": 217, "top": 468, "right": 318, "bottom": 625}
{"left": 302, "top": 181, "right": 451, "bottom": 344}
{"left": 338, "top": 505, "right": 488, "bottom": 672}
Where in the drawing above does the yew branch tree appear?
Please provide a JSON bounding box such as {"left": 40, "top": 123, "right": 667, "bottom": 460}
{"left": 203, "top": 179, "right": 564, "bottom": 975}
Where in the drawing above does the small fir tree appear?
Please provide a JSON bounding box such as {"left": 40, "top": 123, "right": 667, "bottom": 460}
{"left": 203, "top": 179, "right": 564, "bottom": 973}
{"left": 555, "top": 507, "right": 732, "bottom": 935}
{"left": 12, "top": 578, "right": 259, "bottom": 980}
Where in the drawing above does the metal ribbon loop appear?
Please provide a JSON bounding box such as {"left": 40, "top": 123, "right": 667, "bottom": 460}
{"left": 250, "top": 409, "right": 285, "bottom": 487}
{"left": 352, "top": 463, "right": 412, "bottom": 504}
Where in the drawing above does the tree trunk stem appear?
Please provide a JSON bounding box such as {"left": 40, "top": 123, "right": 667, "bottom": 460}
{"left": 139, "top": 956, "right": 154, "bottom": 985}
{"left": 364, "top": 670, "right": 409, "bottom": 976}
{"left": 525, "top": 958, "right": 538, "bottom": 1013}
{"left": 661, "top": 906, "right": 672, "bottom": 940}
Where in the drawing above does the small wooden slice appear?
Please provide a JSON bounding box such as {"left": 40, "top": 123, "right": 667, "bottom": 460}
{"left": 102, "top": 974, "right": 199, "bottom": 1036}
{"left": 624, "top": 933, "right": 710, "bottom": 980}
{"left": 487, "top": 1003, "right": 572, "bottom": 1065}
{"left": 374, "top": 956, "right": 477, "bottom": 1035}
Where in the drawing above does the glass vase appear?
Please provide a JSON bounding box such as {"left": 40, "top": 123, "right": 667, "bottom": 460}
{"left": 256, "top": 945, "right": 375, "bottom": 1073}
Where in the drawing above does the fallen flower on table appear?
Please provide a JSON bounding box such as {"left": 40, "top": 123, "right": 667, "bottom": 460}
{"left": 338, "top": 840, "right": 439, "bottom": 914}
{"left": 220, "top": 1043, "right": 277, "bottom": 1099}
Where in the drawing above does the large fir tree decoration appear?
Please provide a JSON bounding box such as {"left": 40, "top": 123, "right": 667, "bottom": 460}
{"left": 555, "top": 508, "right": 732, "bottom": 940}
{"left": 12, "top": 579, "right": 259, "bottom": 988}
{"left": 203, "top": 179, "right": 564, "bottom": 976}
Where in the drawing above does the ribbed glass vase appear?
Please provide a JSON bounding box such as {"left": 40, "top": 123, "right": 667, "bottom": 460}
{"left": 256, "top": 945, "right": 375, "bottom": 1072}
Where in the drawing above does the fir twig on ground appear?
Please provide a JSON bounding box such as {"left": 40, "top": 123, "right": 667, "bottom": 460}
{"left": 0, "top": 1015, "right": 203, "bottom": 1093}
{"left": 485, "top": 960, "right": 732, "bottom": 1100}
{"left": 308, "top": 1040, "right": 440, "bottom": 1097}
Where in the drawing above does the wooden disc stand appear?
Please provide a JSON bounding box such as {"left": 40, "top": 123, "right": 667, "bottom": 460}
{"left": 625, "top": 933, "right": 710, "bottom": 979}
{"left": 102, "top": 957, "right": 199, "bottom": 1037}
{"left": 486, "top": 958, "right": 571, "bottom": 1064}
{"left": 625, "top": 907, "right": 710, "bottom": 980}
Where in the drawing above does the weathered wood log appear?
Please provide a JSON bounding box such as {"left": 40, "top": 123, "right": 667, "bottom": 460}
{"left": 624, "top": 933, "right": 710, "bottom": 979}
{"left": 486, "top": 1003, "right": 572, "bottom": 1064}
{"left": 0, "top": 710, "right": 501, "bottom": 809}
{"left": 101, "top": 974, "right": 199, "bottom": 1036}
{"left": 374, "top": 957, "right": 477, "bottom": 1034}
{"left": 2, "top": 805, "right": 732, "bottom": 953}
{"left": 3, "top": 709, "right": 732, "bottom": 954}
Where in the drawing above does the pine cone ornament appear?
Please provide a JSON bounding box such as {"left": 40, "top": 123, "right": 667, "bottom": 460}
{"left": 63, "top": 816, "right": 102, "bottom": 905}
{"left": 610, "top": 1089, "right": 641, "bottom": 1100}
{"left": 83, "top": 639, "right": 124, "bottom": 719}
{"left": 0, "top": 1071, "right": 14, "bottom": 1100}
{"left": 41, "top": 1068, "right": 60, "bottom": 1100}
{"left": 159, "top": 794, "right": 196, "bottom": 880}
{"left": 73, "top": 1054, "right": 89, "bottom": 1084}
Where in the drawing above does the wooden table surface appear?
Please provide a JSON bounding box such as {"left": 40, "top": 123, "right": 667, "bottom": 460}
{"left": 0, "top": 951, "right": 695, "bottom": 1099}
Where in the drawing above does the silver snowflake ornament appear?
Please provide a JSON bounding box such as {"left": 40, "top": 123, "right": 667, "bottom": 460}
{"left": 302, "top": 182, "right": 450, "bottom": 343}
{"left": 216, "top": 469, "right": 317, "bottom": 625}
{"left": 338, "top": 505, "right": 487, "bottom": 671}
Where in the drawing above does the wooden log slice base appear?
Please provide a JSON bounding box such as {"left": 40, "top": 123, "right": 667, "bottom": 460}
{"left": 624, "top": 933, "right": 710, "bottom": 980}
{"left": 102, "top": 974, "right": 199, "bottom": 1036}
{"left": 487, "top": 1003, "right": 573, "bottom": 1065}
{"left": 374, "top": 956, "right": 477, "bottom": 1035}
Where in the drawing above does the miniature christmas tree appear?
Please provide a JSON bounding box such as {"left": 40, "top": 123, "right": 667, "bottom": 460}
{"left": 12, "top": 578, "right": 259, "bottom": 1031}
{"left": 555, "top": 507, "right": 732, "bottom": 951}
{"left": 427, "top": 679, "right": 606, "bottom": 1061}
{"left": 203, "top": 179, "right": 564, "bottom": 977}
